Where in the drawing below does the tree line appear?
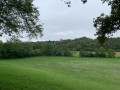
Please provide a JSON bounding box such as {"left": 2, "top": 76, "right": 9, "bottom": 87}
{"left": 0, "top": 37, "right": 119, "bottom": 59}
{"left": 79, "top": 47, "right": 115, "bottom": 58}
{"left": 55, "top": 37, "right": 120, "bottom": 52}
{"left": 0, "top": 38, "right": 72, "bottom": 58}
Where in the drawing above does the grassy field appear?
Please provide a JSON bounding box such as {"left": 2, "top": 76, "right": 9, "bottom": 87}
{"left": 0, "top": 57, "right": 120, "bottom": 90}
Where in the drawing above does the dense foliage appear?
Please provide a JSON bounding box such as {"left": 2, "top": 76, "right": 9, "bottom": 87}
{"left": 0, "top": 38, "right": 73, "bottom": 58}
{"left": 107, "top": 49, "right": 115, "bottom": 58}
{"left": 0, "top": 0, "right": 43, "bottom": 38}
{"left": 0, "top": 37, "right": 119, "bottom": 58}
{"left": 93, "top": 0, "right": 120, "bottom": 44}
{"left": 54, "top": 37, "right": 120, "bottom": 52}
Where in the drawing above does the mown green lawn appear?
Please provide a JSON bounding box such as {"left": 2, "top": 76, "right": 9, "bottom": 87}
{"left": 0, "top": 57, "right": 120, "bottom": 90}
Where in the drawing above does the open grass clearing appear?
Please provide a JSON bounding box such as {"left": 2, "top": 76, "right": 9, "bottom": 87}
{"left": 0, "top": 57, "right": 120, "bottom": 90}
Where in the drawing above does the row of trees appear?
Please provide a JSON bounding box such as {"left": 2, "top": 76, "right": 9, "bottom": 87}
{"left": 0, "top": 37, "right": 118, "bottom": 58}
{"left": 53, "top": 37, "right": 120, "bottom": 52}
{"left": 0, "top": 38, "right": 72, "bottom": 58}
{"left": 79, "top": 47, "right": 116, "bottom": 58}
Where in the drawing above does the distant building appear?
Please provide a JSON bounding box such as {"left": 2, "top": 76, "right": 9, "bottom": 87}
{"left": 60, "top": 39, "right": 63, "bottom": 41}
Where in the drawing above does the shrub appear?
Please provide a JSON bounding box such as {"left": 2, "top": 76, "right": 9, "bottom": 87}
{"left": 53, "top": 49, "right": 64, "bottom": 56}
{"left": 79, "top": 50, "right": 96, "bottom": 57}
{"left": 63, "top": 49, "right": 73, "bottom": 56}
{"left": 107, "top": 49, "right": 115, "bottom": 58}
{"left": 31, "top": 49, "right": 42, "bottom": 56}
{"left": 99, "top": 47, "right": 106, "bottom": 57}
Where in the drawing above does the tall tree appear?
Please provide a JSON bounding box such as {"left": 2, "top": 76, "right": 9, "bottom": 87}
{"left": 94, "top": 0, "right": 120, "bottom": 44}
{"left": 64, "top": 0, "right": 120, "bottom": 44}
{"left": 0, "top": 0, "right": 43, "bottom": 38}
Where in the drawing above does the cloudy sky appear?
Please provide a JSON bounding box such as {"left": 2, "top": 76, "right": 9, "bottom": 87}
{"left": 2, "top": 0, "right": 119, "bottom": 42}
{"left": 32, "top": 0, "right": 111, "bottom": 41}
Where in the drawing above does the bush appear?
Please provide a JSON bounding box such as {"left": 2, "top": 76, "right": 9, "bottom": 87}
{"left": 107, "top": 49, "right": 115, "bottom": 58}
{"left": 63, "top": 49, "right": 73, "bottom": 56}
{"left": 53, "top": 49, "right": 64, "bottom": 56}
{"left": 79, "top": 50, "right": 96, "bottom": 57}
{"left": 31, "top": 49, "right": 42, "bottom": 56}
{"left": 98, "top": 47, "right": 106, "bottom": 57}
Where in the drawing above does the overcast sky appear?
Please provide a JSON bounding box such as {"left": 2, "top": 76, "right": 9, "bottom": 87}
{"left": 32, "top": 0, "right": 111, "bottom": 41}
{"left": 2, "top": 0, "right": 119, "bottom": 42}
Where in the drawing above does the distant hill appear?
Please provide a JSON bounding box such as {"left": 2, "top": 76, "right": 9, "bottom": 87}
{"left": 42, "top": 37, "right": 120, "bottom": 52}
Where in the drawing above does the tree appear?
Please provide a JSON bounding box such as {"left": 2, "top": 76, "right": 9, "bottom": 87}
{"left": 43, "top": 43, "right": 54, "bottom": 56}
{"left": 107, "top": 49, "right": 115, "bottom": 58}
{"left": 63, "top": 49, "right": 72, "bottom": 56}
{"left": 6, "top": 36, "right": 23, "bottom": 43}
{"left": 79, "top": 50, "right": 84, "bottom": 57}
{"left": 0, "top": 0, "right": 43, "bottom": 38}
{"left": 64, "top": 0, "right": 120, "bottom": 44}
{"left": 99, "top": 47, "right": 106, "bottom": 57}
{"left": 0, "top": 40, "right": 3, "bottom": 57}
{"left": 31, "top": 49, "right": 42, "bottom": 56}
{"left": 93, "top": 0, "right": 120, "bottom": 44}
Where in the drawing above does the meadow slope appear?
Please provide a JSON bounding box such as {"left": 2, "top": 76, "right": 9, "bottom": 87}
{"left": 0, "top": 57, "right": 120, "bottom": 90}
